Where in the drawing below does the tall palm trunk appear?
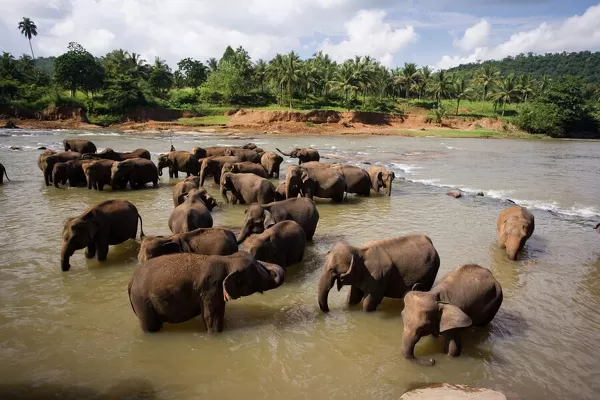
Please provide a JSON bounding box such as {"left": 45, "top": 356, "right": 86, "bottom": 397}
{"left": 456, "top": 98, "right": 460, "bottom": 116}
{"left": 28, "top": 39, "right": 35, "bottom": 59}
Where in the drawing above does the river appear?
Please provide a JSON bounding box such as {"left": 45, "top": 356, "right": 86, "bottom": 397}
{"left": 0, "top": 130, "right": 599, "bottom": 399}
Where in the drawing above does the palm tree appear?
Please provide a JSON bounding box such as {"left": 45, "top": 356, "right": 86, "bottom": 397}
{"left": 453, "top": 77, "right": 473, "bottom": 115}
{"left": 18, "top": 18, "right": 38, "bottom": 59}
{"left": 538, "top": 75, "right": 551, "bottom": 94}
{"left": 283, "top": 51, "right": 301, "bottom": 109}
{"left": 327, "top": 61, "right": 359, "bottom": 108}
{"left": 267, "top": 54, "right": 286, "bottom": 106}
{"left": 476, "top": 64, "right": 500, "bottom": 102}
{"left": 429, "top": 70, "right": 453, "bottom": 107}
{"left": 207, "top": 58, "right": 218, "bottom": 74}
{"left": 0, "top": 52, "right": 17, "bottom": 78}
{"left": 394, "top": 62, "right": 419, "bottom": 99}
{"left": 417, "top": 66, "right": 432, "bottom": 99}
{"left": 254, "top": 59, "right": 268, "bottom": 93}
{"left": 517, "top": 74, "right": 534, "bottom": 102}
{"left": 492, "top": 74, "right": 520, "bottom": 116}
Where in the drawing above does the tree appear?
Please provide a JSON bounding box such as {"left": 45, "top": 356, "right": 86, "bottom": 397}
{"left": 176, "top": 58, "right": 208, "bottom": 89}
{"left": 416, "top": 66, "right": 432, "bottom": 99}
{"left": 148, "top": 57, "right": 173, "bottom": 97}
{"left": 429, "top": 70, "right": 453, "bottom": 107}
{"left": 54, "top": 43, "right": 105, "bottom": 96}
{"left": 328, "top": 61, "right": 359, "bottom": 108}
{"left": 395, "top": 62, "right": 419, "bottom": 99}
{"left": 203, "top": 60, "right": 245, "bottom": 103}
{"left": 282, "top": 51, "right": 301, "bottom": 109}
{"left": 518, "top": 74, "right": 534, "bottom": 102}
{"left": 453, "top": 77, "right": 473, "bottom": 115}
{"left": 267, "top": 54, "right": 286, "bottom": 106}
{"left": 18, "top": 17, "right": 37, "bottom": 59}
{"left": 207, "top": 58, "right": 218, "bottom": 74}
{"left": 254, "top": 59, "right": 267, "bottom": 93}
{"left": 476, "top": 64, "right": 500, "bottom": 102}
{"left": 492, "top": 74, "right": 520, "bottom": 116}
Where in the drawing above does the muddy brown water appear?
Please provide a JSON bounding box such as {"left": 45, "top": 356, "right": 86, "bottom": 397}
{"left": 0, "top": 130, "right": 599, "bottom": 399}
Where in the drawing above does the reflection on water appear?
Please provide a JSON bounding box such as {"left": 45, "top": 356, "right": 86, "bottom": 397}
{"left": 1, "top": 131, "right": 599, "bottom": 399}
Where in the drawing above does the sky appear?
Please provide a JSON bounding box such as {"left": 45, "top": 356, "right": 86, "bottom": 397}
{"left": 1, "top": 0, "right": 600, "bottom": 70}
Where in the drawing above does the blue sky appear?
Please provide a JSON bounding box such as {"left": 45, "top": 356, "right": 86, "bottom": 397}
{"left": 1, "top": 0, "right": 599, "bottom": 70}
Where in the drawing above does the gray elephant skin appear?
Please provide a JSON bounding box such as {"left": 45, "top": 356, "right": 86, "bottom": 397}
{"left": 242, "top": 220, "right": 306, "bottom": 269}
{"left": 83, "top": 148, "right": 150, "bottom": 161}
{"left": 220, "top": 172, "right": 276, "bottom": 205}
{"left": 41, "top": 152, "right": 82, "bottom": 186}
{"left": 169, "top": 188, "right": 218, "bottom": 233}
{"left": 82, "top": 160, "right": 115, "bottom": 191}
{"left": 318, "top": 234, "right": 440, "bottom": 313}
{"left": 157, "top": 151, "right": 200, "bottom": 178}
{"left": 401, "top": 264, "right": 503, "bottom": 365}
{"left": 261, "top": 152, "right": 284, "bottom": 178}
{"left": 37, "top": 149, "right": 57, "bottom": 171}
{"left": 110, "top": 158, "right": 159, "bottom": 190}
{"left": 172, "top": 176, "right": 201, "bottom": 207}
{"left": 221, "top": 161, "right": 268, "bottom": 178}
{"left": 225, "top": 148, "right": 262, "bottom": 164}
{"left": 200, "top": 156, "right": 238, "bottom": 186}
{"left": 63, "top": 139, "right": 97, "bottom": 154}
{"left": 138, "top": 228, "right": 238, "bottom": 262}
{"left": 127, "top": 252, "right": 285, "bottom": 333}
{"left": 299, "top": 166, "right": 346, "bottom": 203}
{"left": 367, "top": 166, "right": 396, "bottom": 196}
{"left": 237, "top": 197, "right": 319, "bottom": 243}
{"left": 61, "top": 199, "right": 144, "bottom": 271}
{"left": 0, "top": 162, "right": 11, "bottom": 184}
{"left": 277, "top": 147, "right": 320, "bottom": 165}
{"left": 193, "top": 146, "right": 242, "bottom": 159}
{"left": 497, "top": 205, "right": 535, "bottom": 260}
{"left": 52, "top": 159, "right": 93, "bottom": 188}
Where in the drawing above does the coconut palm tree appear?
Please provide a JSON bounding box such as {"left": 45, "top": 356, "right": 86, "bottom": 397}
{"left": 18, "top": 17, "right": 38, "bottom": 59}
{"left": 518, "top": 74, "right": 534, "bottom": 102}
{"left": 492, "top": 74, "right": 520, "bottom": 116}
{"left": 254, "top": 59, "right": 268, "bottom": 93}
{"left": 207, "top": 58, "right": 218, "bottom": 74}
{"left": 538, "top": 75, "right": 551, "bottom": 94}
{"left": 394, "top": 62, "right": 419, "bottom": 99}
{"left": 453, "top": 77, "right": 473, "bottom": 115}
{"left": 328, "top": 61, "right": 359, "bottom": 108}
{"left": 429, "top": 70, "right": 453, "bottom": 107}
{"left": 267, "top": 54, "right": 286, "bottom": 106}
{"left": 282, "top": 51, "right": 301, "bottom": 109}
{"left": 417, "top": 66, "right": 432, "bottom": 99}
{"left": 476, "top": 64, "right": 500, "bottom": 102}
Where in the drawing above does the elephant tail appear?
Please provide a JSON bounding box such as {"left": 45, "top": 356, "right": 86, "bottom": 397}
{"left": 137, "top": 213, "right": 145, "bottom": 239}
{"left": 127, "top": 279, "right": 136, "bottom": 316}
{"left": 3, "top": 169, "right": 10, "bottom": 182}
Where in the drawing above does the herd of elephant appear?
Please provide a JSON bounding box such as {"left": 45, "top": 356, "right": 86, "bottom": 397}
{"left": 1, "top": 137, "right": 543, "bottom": 366}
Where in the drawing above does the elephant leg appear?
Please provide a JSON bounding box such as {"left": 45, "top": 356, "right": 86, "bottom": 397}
{"left": 96, "top": 240, "right": 109, "bottom": 262}
{"left": 137, "top": 305, "right": 163, "bottom": 333}
{"left": 442, "top": 330, "right": 462, "bottom": 357}
{"left": 362, "top": 293, "right": 383, "bottom": 312}
{"left": 98, "top": 183, "right": 104, "bottom": 191}
{"left": 347, "top": 285, "right": 365, "bottom": 305}
{"left": 85, "top": 243, "right": 97, "bottom": 259}
{"left": 174, "top": 170, "right": 179, "bottom": 178}
{"left": 153, "top": 179, "right": 158, "bottom": 188}
{"left": 203, "top": 300, "right": 225, "bottom": 333}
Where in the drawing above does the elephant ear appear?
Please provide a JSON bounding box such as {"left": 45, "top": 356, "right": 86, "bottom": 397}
{"left": 411, "top": 282, "right": 427, "bottom": 292}
{"left": 301, "top": 170, "right": 310, "bottom": 183}
{"left": 263, "top": 210, "right": 276, "bottom": 229}
{"left": 223, "top": 270, "right": 243, "bottom": 301}
{"left": 161, "top": 240, "right": 181, "bottom": 255}
{"left": 390, "top": 171, "right": 396, "bottom": 180}
{"left": 438, "top": 302, "right": 472, "bottom": 332}
{"left": 177, "top": 192, "right": 189, "bottom": 205}
{"left": 337, "top": 255, "right": 354, "bottom": 291}
{"left": 377, "top": 171, "right": 383, "bottom": 183}
{"left": 82, "top": 214, "right": 102, "bottom": 238}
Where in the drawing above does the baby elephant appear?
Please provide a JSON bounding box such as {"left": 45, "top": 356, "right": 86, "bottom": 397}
{"left": 497, "top": 205, "right": 535, "bottom": 260}
{"left": 172, "top": 176, "right": 201, "bottom": 207}
{"left": 138, "top": 228, "right": 238, "bottom": 262}
{"left": 401, "top": 264, "right": 503, "bottom": 365}
{"left": 242, "top": 220, "right": 306, "bottom": 269}
{"left": 168, "top": 188, "right": 218, "bottom": 233}
{"left": 318, "top": 234, "right": 440, "bottom": 313}
{"left": 128, "top": 252, "right": 285, "bottom": 333}
{"left": 220, "top": 172, "right": 276, "bottom": 205}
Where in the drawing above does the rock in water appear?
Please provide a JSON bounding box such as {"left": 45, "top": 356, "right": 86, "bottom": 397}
{"left": 400, "top": 383, "right": 507, "bottom": 400}
{"left": 447, "top": 190, "right": 462, "bottom": 198}
{"left": 476, "top": 192, "right": 484, "bottom": 197}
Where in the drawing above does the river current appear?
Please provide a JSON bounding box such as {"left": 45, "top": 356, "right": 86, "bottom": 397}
{"left": 0, "top": 130, "right": 599, "bottom": 399}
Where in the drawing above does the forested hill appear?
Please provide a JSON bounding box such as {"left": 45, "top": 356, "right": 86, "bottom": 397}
{"left": 447, "top": 51, "right": 600, "bottom": 83}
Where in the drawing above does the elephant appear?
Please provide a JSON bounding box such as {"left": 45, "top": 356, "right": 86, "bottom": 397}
{"left": 199, "top": 156, "right": 238, "bottom": 186}
{"left": 222, "top": 161, "right": 268, "bottom": 179}
{"left": 168, "top": 188, "right": 218, "bottom": 233}
{"left": 284, "top": 165, "right": 303, "bottom": 199}
{"left": 82, "top": 160, "right": 115, "bottom": 191}
{"left": 237, "top": 197, "right": 319, "bottom": 243}
{"left": 127, "top": 251, "right": 285, "bottom": 333}
{"left": 110, "top": 158, "right": 159, "bottom": 190}
{"left": 318, "top": 234, "right": 440, "bottom": 313}
{"left": 595, "top": 223, "right": 600, "bottom": 233}
{"left": 193, "top": 146, "right": 241, "bottom": 159}
{"left": 297, "top": 161, "right": 331, "bottom": 170}
{"left": 276, "top": 147, "right": 320, "bottom": 165}
{"left": 38, "top": 149, "right": 57, "bottom": 171}
{"left": 242, "top": 220, "right": 306, "bottom": 269}
{"left": 401, "top": 264, "right": 503, "bottom": 365}
{"left": 220, "top": 172, "right": 276, "bottom": 205}
{"left": 41, "top": 152, "right": 82, "bottom": 186}
{"left": 366, "top": 166, "right": 396, "bottom": 196}
{"left": 299, "top": 167, "right": 346, "bottom": 203}
{"left": 63, "top": 139, "right": 97, "bottom": 154}
{"left": 242, "top": 143, "right": 258, "bottom": 150}
{"left": 172, "top": 176, "right": 201, "bottom": 207}
{"left": 224, "top": 148, "right": 262, "bottom": 164}
{"left": 61, "top": 199, "right": 144, "bottom": 271}
{"left": 261, "top": 152, "right": 284, "bottom": 178}
{"left": 331, "top": 165, "right": 371, "bottom": 197}
{"left": 137, "top": 228, "right": 238, "bottom": 262}
{"left": 157, "top": 151, "right": 200, "bottom": 178}
{"left": 0, "top": 162, "right": 10, "bottom": 184}
{"left": 275, "top": 182, "right": 286, "bottom": 201}
{"left": 497, "top": 205, "right": 535, "bottom": 260}
{"left": 83, "top": 148, "right": 151, "bottom": 161}
{"left": 52, "top": 159, "right": 93, "bottom": 188}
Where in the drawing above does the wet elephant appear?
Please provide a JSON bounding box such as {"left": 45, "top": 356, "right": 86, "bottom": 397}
{"left": 300, "top": 167, "right": 346, "bottom": 203}
{"left": 82, "top": 159, "right": 115, "bottom": 191}
{"left": 193, "top": 146, "right": 242, "bottom": 159}
{"left": 220, "top": 172, "right": 276, "bottom": 205}
{"left": 63, "top": 139, "right": 97, "bottom": 154}
{"left": 224, "top": 148, "right": 262, "bottom": 164}
{"left": 497, "top": 205, "right": 535, "bottom": 260}
{"left": 284, "top": 165, "right": 303, "bottom": 199}
{"left": 332, "top": 165, "right": 371, "bottom": 197}
{"left": 38, "top": 149, "right": 57, "bottom": 171}
{"left": 157, "top": 151, "right": 200, "bottom": 178}
{"left": 276, "top": 147, "right": 320, "bottom": 165}
{"left": 61, "top": 199, "right": 144, "bottom": 271}
{"left": 52, "top": 158, "right": 93, "bottom": 188}
{"left": 242, "top": 220, "right": 306, "bottom": 270}
{"left": 110, "top": 158, "right": 159, "bottom": 190}
{"left": 199, "top": 156, "right": 238, "bottom": 186}
{"left": 261, "top": 151, "right": 284, "bottom": 178}
{"left": 172, "top": 176, "right": 201, "bottom": 207}
{"left": 0, "top": 162, "right": 10, "bottom": 184}
{"left": 41, "top": 152, "right": 82, "bottom": 186}
{"left": 221, "top": 162, "right": 268, "bottom": 179}
{"left": 367, "top": 166, "right": 396, "bottom": 196}
{"left": 168, "top": 188, "right": 218, "bottom": 233}
{"left": 83, "top": 148, "right": 150, "bottom": 161}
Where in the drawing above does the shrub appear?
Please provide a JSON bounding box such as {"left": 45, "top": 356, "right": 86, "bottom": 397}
{"left": 515, "top": 103, "right": 562, "bottom": 136}
{"left": 88, "top": 114, "right": 121, "bottom": 127}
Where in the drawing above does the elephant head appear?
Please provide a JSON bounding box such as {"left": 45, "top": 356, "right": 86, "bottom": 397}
{"left": 221, "top": 162, "right": 238, "bottom": 176}
{"left": 223, "top": 255, "right": 285, "bottom": 301}
{"left": 243, "top": 235, "right": 276, "bottom": 265}
{"left": 318, "top": 242, "right": 361, "bottom": 312}
{"left": 180, "top": 188, "right": 218, "bottom": 210}
{"left": 52, "top": 162, "right": 68, "bottom": 188}
{"left": 200, "top": 158, "right": 218, "bottom": 186}
{"left": 502, "top": 217, "right": 530, "bottom": 260}
{"left": 284, "top": 165, "right": 303, "bottom": 199}
{"left": 378, "top": 170, "right": 395, "bottom": 196}
{"left": 192, "top": 146, "right": 208, "bottom": 159}
{"left": 110, "top": 161, "right": 132, "bottom": 190}
{"left": 236, "top": 204, "right": 276, "bottom": 244}
{"left": 220, "top": 172, "right": 235, "bottom": 203}
{"left": 61, "top": 214, "right": 101, "bottom": 271}
{"left": 242, "top": 143, "right": 257, "bottom": 150}
{"left": 82, "top": 162, "right": 95, "bottom": 189}
{"left": 401, "top": 288, "right": 472, "bottom": 366}
{"left": 138, "top": 235, "right": 180, "bottom": 263}
{"left": 277, "top": 147, "right": 300, "bottom": 158}
{"left": 157, "top": 154, "right": 171, "bottom": 176}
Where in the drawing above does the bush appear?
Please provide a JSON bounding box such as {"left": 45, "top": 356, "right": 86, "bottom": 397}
{"left": 515, "top": 103, "right": 562, "bottom": 136}
{"left": 87, "top": 114, "right": 121, "bottom": 127}
{"left": 168, "top": 89, "right": 199, "bottom": 108}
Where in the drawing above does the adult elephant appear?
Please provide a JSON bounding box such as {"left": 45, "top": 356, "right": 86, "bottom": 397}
{"left": 168, "top": 188, "right": 218, "bottom": 233}
{"left": 220, "top": 172, "right": 276, "bottom": 205}
{"left": 138, "top": 228, "right": 238, "bottom": 262}
{"left": 497, "top": 205, "right": 535, "bottom": 260}
{"left": 237, "top": 197, "right": 319, "bottom": 243}
{"left": 41, "top": 152, "right": 82, "bottom": 186}
{"left": 53, "top": 159, "right": 93, "bottom": 188}
{"left": 367, "top": 166, "right": 396, "bottom": 196}
{"left": 221, "top": 161, "right": 268, "bottom": 178}
{"left": 318, "top": 234, "right": 440, "bottom": 313}
{"left": 242, "top": 220, "right": 306, "bottom": 270}
{"left": 276, "top": 147, "right": 320, "bottom": 165}
{"left": 199, "top": 156, "right": 238, "bottom": 186}
{"left": 401, "top": 264, "right": 503, "bottom": 365}
{"left": 64, "top": 139, "right": 97, "bottom": 154}
{"left": 110, "top": 158, "right": 159, "bottom": 190}
{"left": 0, "top": 162, "right": 10, "bottom": 184}
{"left": 172, "top": 176, "right": 201, "bottom": 207}
{"left": 284, "top": 165, "right": 303, "bottom": 199}
{"left": 128, "top": 251, "right": 285, "bottom": 333}
{"left": 157, "top": 151, "right": 200, "bottom": 178}
{"left": 332, "top": 165, "right": 371, "bottom": 197}
{"left": 61, "top": 199, "right": 144, "bottom": 271}
{"left": 261, "top": 151, "right": 284, "bottom": 178}
{"left": 242, "top": 143, "right": 258, "bottom": 150}
{"left": 275, "top": 182, "right": 286, "bottom": 201}
{"left": 193, "top": 146, "right": 241, "bottom": 159}
{"left": 300, "top": 167, "right": 346, "bottom": 203}
{"left": 224, "top": 148, "right": 261, "bottom": 164}
{"left": 38, "top": 149, "right": 57, "bottom": 171}
{"left": 83, "top": 148, "right": 150, "bottom": 161}
{"left": 82, "top": 160, "right": 115, "bottom": 191}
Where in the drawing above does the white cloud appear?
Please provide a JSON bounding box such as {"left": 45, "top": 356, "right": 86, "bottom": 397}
{"left": 437, "top": 3, "right": 600, "bottom": 69}
{"left": 453, "top": 19, "right": 491, "bottom": 51}
{"left": 318, "top": 9, "right": 417, "bottom": 67}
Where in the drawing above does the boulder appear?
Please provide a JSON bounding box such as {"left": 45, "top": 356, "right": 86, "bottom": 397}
{"left": 476, "top": 192, "right": 485, "bottom": 197}
{"left": 400, "top": 383, "right": 507, "bottom": 400}
{"left": 447, "top": 190, "right": 462, "bottom": 198}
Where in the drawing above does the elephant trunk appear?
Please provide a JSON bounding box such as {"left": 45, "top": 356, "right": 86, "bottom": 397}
{"left": 60, "top": 242, "right": 75, "bottom": 272}
{"left": 506, "top": 236, "right": 523, "bottom": 261}
{"left": 318, "top": 271, "right": 336, "bottom": 313}
{"left": 158, "top": 168, "right": 163, "bottom": 176}
{"left": 220, "top": 185, "right": 229, "bottom": 204}
{"left": 276, "top": 148, "right": 291, "bottom": 157}
{"left": 401, "top": 332, "right": 436, "bottom": 366}
{"left": 236, "top": 224, "right": 251, "bottom": 244}
{"left": 86, "top": 175, "right": 92, "bottom": 190}
{"left": 199, "top": 167, "right": 207, "bottom": 186}
{"left": 53, "top": 174, "right": 60, "bottom": 188}
{"left": 386, "top": 177, "right": 393, "bottom": 196}
{"left": 260, "top": 262, "right": 285, "bottom": 291}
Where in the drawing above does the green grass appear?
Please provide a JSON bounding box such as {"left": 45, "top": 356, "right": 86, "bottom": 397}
{"left": 395, "top": 128, "right": 548, "bottom": 139}
{"left": 176, "top": 115, "right": 231, "bottom": 125}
